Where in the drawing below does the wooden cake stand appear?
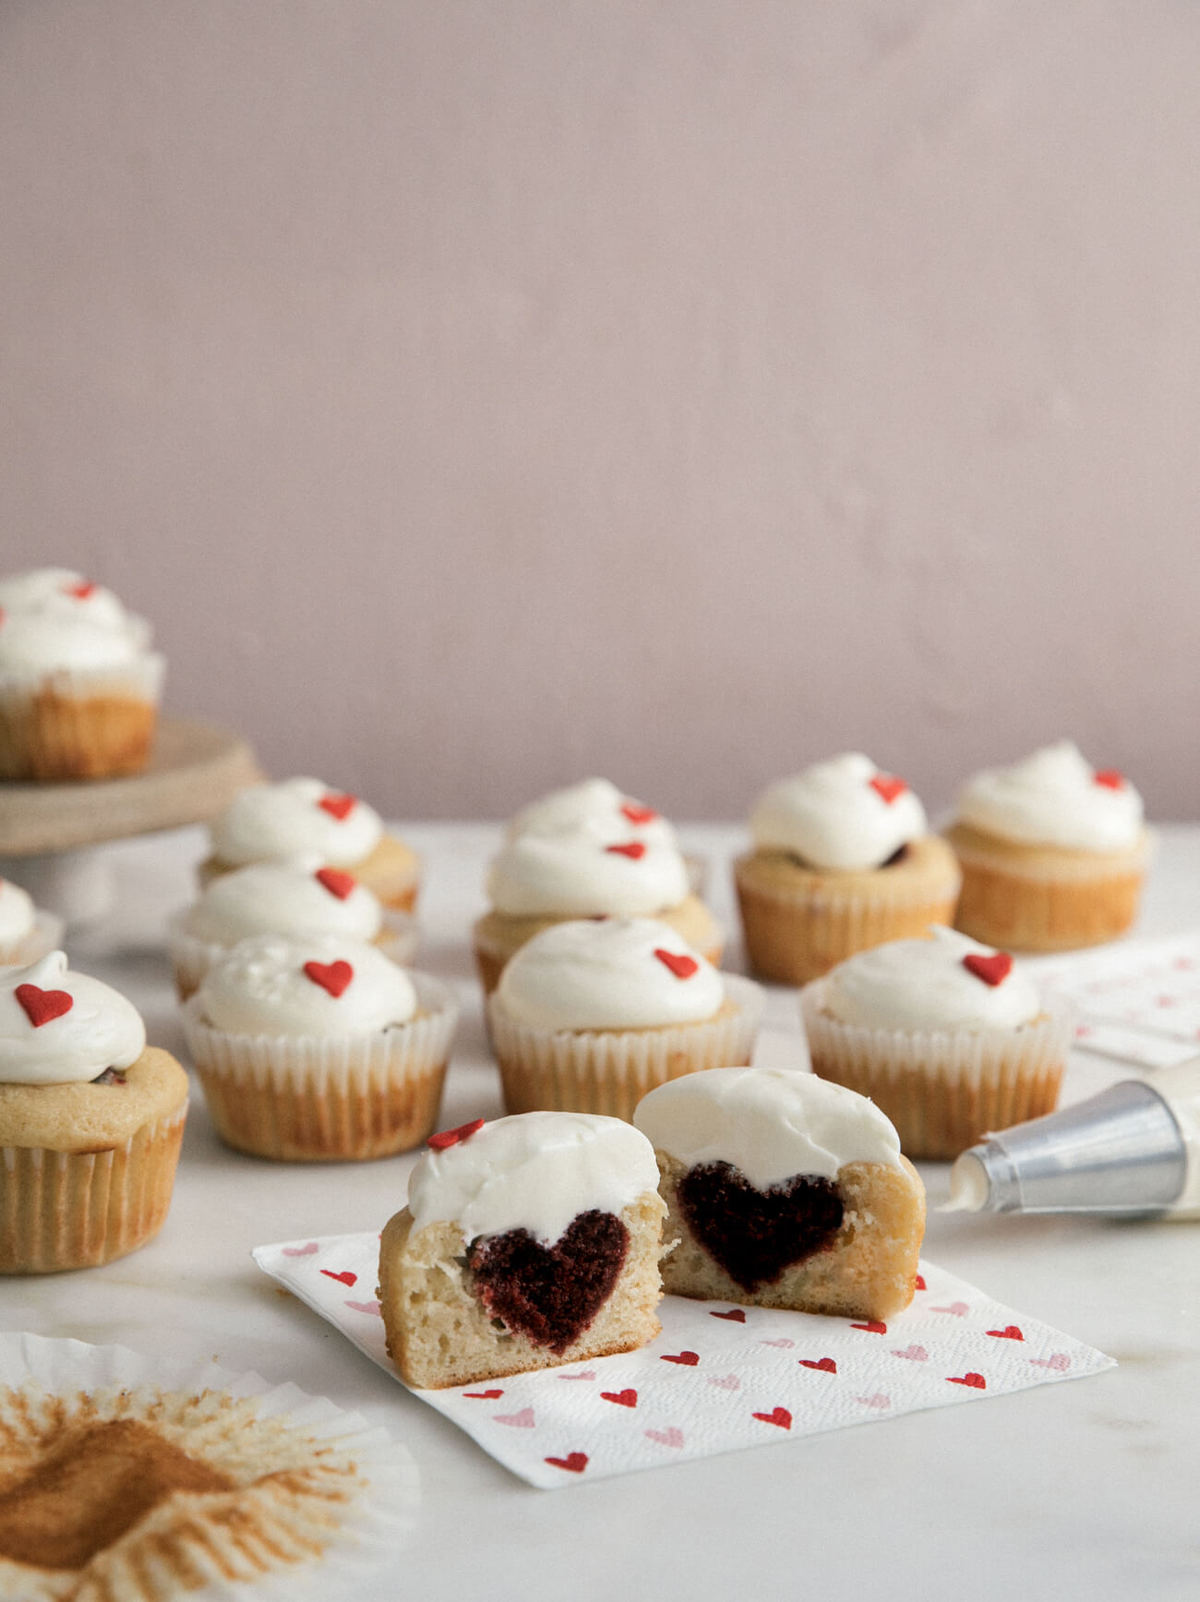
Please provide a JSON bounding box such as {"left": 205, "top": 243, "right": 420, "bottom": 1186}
{"left": 0, "top": 716, "right": 262, "bottom": 922}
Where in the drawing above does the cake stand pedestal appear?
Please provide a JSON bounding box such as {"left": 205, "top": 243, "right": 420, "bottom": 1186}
{"left": 0, "top": 716, "right": 262, "bottom": 924}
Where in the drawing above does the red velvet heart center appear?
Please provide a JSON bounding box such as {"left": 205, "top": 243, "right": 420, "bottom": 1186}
{"left": 427, "top": 1118, "right": 485, "bottom": 1151}
{"left": 677, "top": 1161, "right": 844, "bottom": 1292}
{"left": 318, "top": 792, "right": 357, "bottom": 821}
{"left": 962, "top": 951, "right": 1013, "bottom": 987}
{"left": 654, "top": 948, "right": 698, "bottom": 980}
{"left": 620, "top": 802, "right": 659, "bottom": 826}
{"left": 1093, "top": 769, "right": 1125, "bottom": 790}
{"left": 314, "top": 867, "right": 357, "bottom": 901}
{"left": 15, "top": 983, "right": 74, "bottom": 1028}
{"left": 605, "top": 841, "right": 646, "bottom": 860}
{"left": 469, "top": 1210, "right": 629, "bottom": 1355}
{"left": 302, "top": 960, "right": 353, "bottom": 998}
{"left": 869, "top": 773, "right": 908, "bottom": 804}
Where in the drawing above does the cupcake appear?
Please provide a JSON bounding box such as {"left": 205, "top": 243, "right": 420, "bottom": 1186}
{"left": 166, "top": 853, "right": 416, "bottom": 999}
{"left": 0, "top": 952, "right": 189, "bottom": 1272}
{"left": 0, "top": 877, "right": 62, "bottom": 965}
{"left": 634, "top": 1066, "right": 926, "bottom": 1320}
{"left": 801, "top": 926, "right": 1072, "bottom": 1160}
{"left": 473, "top": 810, "right": 721, "bottom": 993}
{"left": 487, "top": 917, "right": 763, "bottom": 1121}
{"left": 182, "top": 932, "right": 457, "bottom": 1161}
{"left": 0, "top": 567, "right": 164, "bottom": 781}
{"left": 944, "top": 741, "right": 1148, "bottom": 951}
{"left": 378, "top": 1111, "right": 666, "bottom": 1387}
{"left": 200, "top": 776, "right": 420, "bottom": 912}
{"left": 734, "top": 753, "right": 961, "bottom": 984}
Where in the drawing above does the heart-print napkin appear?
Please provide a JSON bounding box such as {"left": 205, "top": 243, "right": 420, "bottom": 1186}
{"left": 254, "top": 1235, "right": 1114, "bottom": 1489}
{"left": 1035, "top": 933, "right": 1200, "bottom": 1069}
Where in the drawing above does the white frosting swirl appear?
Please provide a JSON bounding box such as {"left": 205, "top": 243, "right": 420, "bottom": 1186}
{"left": 488, "top": 830, "right": 689, "bottom": 917}
{"left": 407, "top": 1110, "right": 659, "bottom": 1246}
{"left": 197, "top": 933, "right": 416, "bottom": 1038}
{"left": 750, "top": 753, "right": 928, "bottom": 871}
{"left": 210, "top": 778, "right": 385, "bottom": 867}
{"left": 182, "top": 855, "right": 383, "bottom": 946}
{"left": 820, "top": 927, "right": 1041, "bottom": 1031}
{"left": 506, "top": 779, "right": 677, "bottom": 847}
{"left": 496, "top": 917, "right": 724, "bottom": 1031}
{"left": 0, "top": 879, "right": 36, "bottom": 948}
{"left": 0, "top": 567, "right": 152, "bottom": 649}
{"left": 634, "top": 1066, "right": 902, "bottom": 1187}
{"left": 0, "top": 610, "right": 146, "bottom": 675}
{"left": 954, "top": 741, "right": 1144, "bottom": 852}
{"left": 0, "top": 952, "right": 146, "bottom": 1085}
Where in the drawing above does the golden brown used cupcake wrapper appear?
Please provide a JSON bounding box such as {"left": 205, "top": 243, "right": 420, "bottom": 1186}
{"left": 166, "top": 910, "right": 419, "bottom": 1001}
{"left": 487, "top": 972, "right": 764, "bottom": 1121}
{"left": 800, "top": 982, "right": 1073, "bottom": 1160}
{"left": 0, "top": 656, "right": 165, "bottom": 781}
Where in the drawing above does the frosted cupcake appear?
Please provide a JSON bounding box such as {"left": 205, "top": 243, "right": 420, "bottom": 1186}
{"left": 0, "top": 568, "right": 164, "bottom": 781}
{"left": 200, "top": 777, "right": 420, "bottom": 912}
{"left": 801, "top": 926, "right": 1072, "bottom": 1159}
{"left": 944, "top": 741, "right": 1148, "bottom": 951}
{"left": 0, "top": 952, "right": 189, "bottom": 1272}
{"left": 166, "top": 854, "right": 416, "bottom": 999}
{"left": 474, "top": 816, "right": 721, "bottom": 993}
{"left": 0, "top": 877, "right": 62, "bottom": 965}
{"left": 182, "top": 933, "right": 457, "bottom": 1160}
{"left": 487, "top": 917, "right": 762, "bottom": 1121}
{"left": 734, "top": 753, "right": 961, "bottom": 984}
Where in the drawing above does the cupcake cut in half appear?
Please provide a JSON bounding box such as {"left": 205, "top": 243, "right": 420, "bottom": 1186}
{"left": 486, "top": 917, "right": 763, "bottom": 1122}
{"left": 944, "top": 740, "right": 1148, "bottom": 951}
{"left": 634, "top": 1066, "right": 925, "bottom": 1321}
{"left": 801, "top": 926, "right": 1072, "bottom": 1160}
{"left": 735, "top": 753, "right": 961, "bottom": 985}
{"left": 378, "top": 1111, "right": 666, "bottom": 1388}
{"left": 0, "top": 952, "right": 188, "bottom": 1273}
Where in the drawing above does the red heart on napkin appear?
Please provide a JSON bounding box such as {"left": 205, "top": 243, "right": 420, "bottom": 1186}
{"left": 545, "top": 1453, "right": 588, "bottom": 1474}
{"left": 15, "top": 984, "right": 73, "bottom": 1029}
{"left": 654, "top": 948, "right": 698, "bottom": 980}
{"left": 710, "top": 1308, "right": 746, "bottom": 1323}
{"left": 660, "top": 1351, "right": 699, "bottom": 1366}
{"left": 962, "top": 952, "right": 1013, "bottom": 987}
{"left": 464, "top": 1390, "right": 504, "bottom": 1399}
{"left": 752, "top": 1407, "right": 791, "bottom": 1429}
{"left": 947, "top": 1372, "right": 987, "bottom": 1389}
{"left": 986, "top": 1325, "right": 1024, "bottom": 1341}
{"left": 303, "top": 960, "right": 353, "bottom": 998}
{"left": 799, "top": 1357, "right": 837, "bottom": 1373}
{"left": 320, "top": 1269, "right": 357, "bottom": 1287}
{"left": 601, "top": 1389, "right": 637, "bottom": 1408}
{"left": 850, "top": 1320, "right": 887, "bottom": 1334}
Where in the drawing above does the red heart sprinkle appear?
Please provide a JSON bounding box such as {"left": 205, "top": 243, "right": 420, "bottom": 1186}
{"left": 948, "top": 1372, "right": 987, "bottom": 1389}
{"left": 869, "top": 773, "right": 908, "bottom": 804}
{"left": 320, "top": 1269, "right": 357, "bottom": 1287}
{"left": 314, "top": 867, "right": 357, "bottom": 900}
{"left": 654, "top": 948, "right": 699, "bottom": 980}
{"left": 963, "top": 952, "right": 1013, "bottom": 987}
{"left": 605, "top": 841, "right": 646, "bottom": 860}
{"left": 621, "top": 802, "right": 659, "bottom": 825}
{"left": 15, "top": 984, "right": 74, "bottom": 1029}
{"left": 752, "top": 1407, "right": 792, "bottom": 1430}
{"left": 1094, "top": 769, "right": 1124, "bottom": 790}
{"left": 660, "top": 1351, "right": 699, "bottom": 1366}
{"left": 799, "top": 1357, "right": 837, "bottom": 1373}
{"left": 545, "top": 1452, "right": 588, "bottom": 1474}
{"left": 464, "top": 1389, "right": 504, "bottom": 1399}
{"left": 987, "top": 1325, "right": 1024, "bottom": 1341}
{"left": 851, "top": 1320, "right": 887, "bottom": 1334}
{"left": 318, "top": 792, "right": 357, "bottom": 821}
{"left": 915, "top": 1274, "right": 926, "bottom": 1290}
{"left": 427, "top": 1118, "right": 485, "bottom": 1151}
{"left": 601, "top": 1389, "right": 638, "bottom": 1408}
{"left": 303, "top": 960, "right": 353, "bottom": 998}
{"left": 66, "top": 580, "right": 97, "bottom": 599}
{"left": 710, "top": 1308, "right": 746, "bottom": 1323}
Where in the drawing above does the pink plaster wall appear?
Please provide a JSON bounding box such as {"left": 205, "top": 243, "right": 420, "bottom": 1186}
{"left": 2, "top": 1, "right": 1197, "bottom": 820}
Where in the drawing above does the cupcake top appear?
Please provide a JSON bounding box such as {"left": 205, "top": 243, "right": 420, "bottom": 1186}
{"left": 495, "top": 917, "right": 724, "bottom": 1031}
{"left": 750, "top": 753, "right": 928, "bottom": 871}
{"left": 196, "top": 933, "right": 416, "bottom": 1037}
{"left": 487, "top": 829, "right": 690, "bottom": 918}
{"left": 182, "top": 855, "right": 383, "bottom": 946}
{"left": 408, "top": 1110, "right": 659, "bottom": 1247}
{"left": 0, "top": 879, "right": 36, "bottom": 948}
{"left": 634, "top": 1066, "right": 903, "bottom": 1188}
{"left": 953, "top": 741, "right": 1144, "bottom": 853}
{"left": 819, "top": 926, "right": 1040, "bottom": 1031}
{"left": 0, "top": 952, "right": 146, "bottom": 1085}
{"left": 0, "top": 568, "right": 154, "bottom": 678}
{"left": 505, "top": 778, "right": 676, "bottom": 848}
{"left": 209, "top": 778, "right": 385, "bottom": 868}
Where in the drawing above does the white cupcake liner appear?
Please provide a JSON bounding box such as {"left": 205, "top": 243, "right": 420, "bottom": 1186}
{"left": 166, "top": 909, "right": 419, "bottom": 1001}
{"left": 0, "top": 909, "right": 64, "bottom": 966}
{"left": 0, "top": 1331, "right": 418, "bottom": 1602}
{"left": 487, "top": 972, "right": 765, "bottom": 1121}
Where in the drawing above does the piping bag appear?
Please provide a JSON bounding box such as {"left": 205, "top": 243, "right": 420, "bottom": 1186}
{"left": 943, "top": 1060, "right": 1200, "bottom": 1218}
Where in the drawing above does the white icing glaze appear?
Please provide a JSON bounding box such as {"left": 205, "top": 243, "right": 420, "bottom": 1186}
{"left": 0, "top": 951, "right": 146, "bottom": 1085}
{"left": 506, "top": 778, "right": 676, "bottom": 847}
{"left": 0, "top": 879, "right": 36, "bottom": 948}
{"left": 487, "top": 830, "right": 689, "bottom": 917}
{"left": 209, "top": 778, "right": 384, "bottom": 867}
{"left": 197, "top": 933, "right": 416, "bottom": 1037}
{"left": 954, "top": 740, "right": 1144, "bottom": 852}
{"left": 183, "top": 855, "right": 382, "bottom": 946}
{"left": 495, "top": 917, "right": 723, "bottom": 1031}
{"left": 820, "top": 926, "right": 1041, "bottom": 1031}
{"left": 750, "top": 753, "right": 928, "bottom": 871}
{"left": 407, "top": 1110, "right": 660, "bottom": 1246}
{"left": 634, "top": 1065, "right": 903, "bottom": 1187}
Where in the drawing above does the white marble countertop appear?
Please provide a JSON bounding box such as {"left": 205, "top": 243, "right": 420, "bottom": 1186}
{"left": 9, "top": 822, "right": 1200, "bottom": 1602}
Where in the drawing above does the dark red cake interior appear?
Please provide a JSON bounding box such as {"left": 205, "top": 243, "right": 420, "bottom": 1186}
{"left": 677, "top": 1161, "right": 844, "bottom": 1291}
{"left": 469, "top": 1209, "right": 629, "bottom": 1353}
